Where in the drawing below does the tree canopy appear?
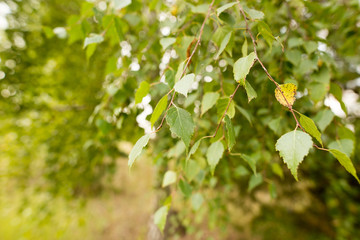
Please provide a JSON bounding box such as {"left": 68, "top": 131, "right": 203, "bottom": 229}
{"left": 1, "top": 0, "right": 360, "bottom": 239}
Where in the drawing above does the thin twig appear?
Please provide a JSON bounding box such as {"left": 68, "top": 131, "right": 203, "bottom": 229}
{"left": 212, "top": 83, "right": 241, "bottom": 138}
{"left": 204, "top": 60, "right": 256, "bottom": 139}
{"left": 153, "top": 0, "right": 216, "bottom": 132}
{"left": 236, "top": 1, "right": 333, "bottom": 154}
{"left": 313, "top": 144, "right": 328, "bottom": 151}
{"left": 180, "top": 0, "right": 216, "bottom": 82}
{"left": 175, "top": 16, "right": 197, "bottom": 34}
{"left": 149, "top": 66, "right": 172, "bottom": 87}
{"left": 236, "top": 1, "right": 304, "bottom": 131}
{"left": 101, "top": 19, "right": 114, "bottom": 36}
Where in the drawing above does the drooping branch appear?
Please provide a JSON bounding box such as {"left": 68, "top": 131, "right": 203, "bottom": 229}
{"left": 236, "top": 1, "right": 305, "bottom": 131}
{"left": 154, "top": 0, "right": 216, "bottom": 132}
{"left": 236, "top": 1, "right": 328, "bottom": 151}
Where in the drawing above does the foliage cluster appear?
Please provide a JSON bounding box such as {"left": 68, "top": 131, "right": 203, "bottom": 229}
{"left": 1, "top": 0, "right": 360, "bottom": 239}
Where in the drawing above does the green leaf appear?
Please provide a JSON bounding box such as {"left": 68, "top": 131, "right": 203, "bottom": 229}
{"left": 330, "top": 83, "right": 347, "bottom": 115}
{"left": 206, "top": 141, "right": 225, "bottom": 175}
{"left": 83, "top": 34, "right": 104, "bottom": 48}
{"left": 81, "top": 1, "right": 94, "bottom": 17}
{"left": 68, "top": 23, "right": 84, "bottom": 44}
{"left": 269, "top": 182, "right": 277, "bottom": 199}
{"left": 42, "top": 26, "right": 54, "bottom": 38}
{"left": 288, "top": 37, "right": 304, "bottom": 49}
{"left": 275, "top": 34, "right": 284, "bottom": 51}
{"left": 212, "top": 26, "right": 232, "bottom": 46}
{"left": 185, "top": 160, "right": 201, "bottom": 182}
{"left": 242, "top": 37, "right": 248, "bottom": 56}
{"left": 179, "top": 179, "right": 192, "bottom": 197}
{"left": 245, "top": 9, "right": 265, "bottom": 20}
{"left": 160, "top": 37, "right": 176, "bottom": 50}
{"left": 268, "top": 117, "right": 282, "bottom": 136}
{"left": 285, "top": 49, "right": 301, "bottom": 66}
{"left": 163, "top": 196, "right": 172, "bottom": 206}
{"left": 150, "top": 95, "right": 168, "bottom": 128}
{"left": 248, "top": 174, "right": 263, "bottom": 192}
{"left": 328, "top": 139, "right": 354, "bottom": 157}
{"left": 244, "top": 80, "right": 257, "bottom": 102}
{"left": 216, "top": 97, "right": 235, "bottom": 122}
{"left": 162, "top": 170, "right": 177, "bottom": 187}
{"left": 201, "top": 92, "right": 220, "bottom": 116}
{"left": 219, "top": 13, "right": 235, "bottom": 26}
{"left": 304, "top": 41, "right": 318, "bottom": 54}
{"left": 96, "top": 119, "right": 112, "bottom": 134}
{"left": 235, "top": 105, "right": 252, "bottom": 125}
{"left": 175, "top": 60, "right": 186, "bottom": 83}
{"left": 86, "top": 43, "right": 97, "bottom": 60}
{"left": 166, "top": 107, "right": 195, "bottom": 148}
{"left": 225, "top": 33, "right": 234, "bottom": 56}
{"left": 93, "top": 7, "right": 104, "bottom": 24}
{"left": 191, "top": 193, "right": 204, "bottom": 211}
{"left": 154, "top": 205, "right": 169, "bottom": 232}
{"left": 215, "top": 31, "right": 232, "bottom": 59}
{"left": 295, "top": 58, "right": 318, "bottom": 76}
{"left": 225, "top": 115, "right": 235, "bottom": 151}
{"left": 275, "top": 130, "right": 313, "bottom": 181}
{"left": 128, "top": 134, "right": 150, "bottom": 168}
{"left": 235, "top": 166, "right": 250, "bottom": 177}
{"left": 299, "top": 113, "right": 323, "bottom": 146}
{"left": 239, "top": 154, "right": 257, "bottom": 175}
{"left": 135, "top": 81, "right": 150, "bottom": 104}
{"left": 329, "top": 149, "right": 360, "bottom": 183}
{"left": 174, "top": 73, "right": 195, "bottom": 97}
{"left": 114, "top": 18, "right": 124, "bottom": 41}
{"left": 311, "top": 67, "right": 331, "bottom": 84}
{"left": 190, "top": 3, "right": 210, "bottom": 14}
{"left": 257, "top": 21, "right": 274, "bottom": 48}
{"left": 114, "top": 0, "right": 131, "bottom": 10}
{"left": 308, "top": 82, "right": 327, "bottom": 103}
{"left": 187, "top": 138, "right": 202, "bottom": 161}
{"left": 216, "top": 2, "right": 237, "bottom": 16}
{"left": 314, "top": 109, "right": 334, "bottom": 132}
{"left": 271, "top": 163, "right": 284, "bottom": 179}
{"left": 165, "top": 70, "right": 175, "bottom": 88}
{"left": 167, "top": 141, "right": 186, "bottom": 159}
{"left": 233, "top": 52, "right": 256, "bottom": 82}
{"left": 125, "top": 16, "right": 141, "bottom": 27}
{"left": 184, "top": 92, "right": 198, "bottom": 108}
{"left": 338, "top": 126, "right": 355, "bottom": 142}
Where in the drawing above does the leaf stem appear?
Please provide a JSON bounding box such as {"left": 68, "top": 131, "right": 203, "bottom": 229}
{"left": 313, "top": 144, "right": 328, "bottom": 151}
{"left": 212, "top": 83, "right": 241, "bottom": 138}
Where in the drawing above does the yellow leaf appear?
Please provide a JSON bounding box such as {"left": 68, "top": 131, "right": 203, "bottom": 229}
{"left": 274, "top": 83, "right": 297, "bottom": 107}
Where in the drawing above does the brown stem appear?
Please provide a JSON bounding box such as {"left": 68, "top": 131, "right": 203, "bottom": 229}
{"left": 313, "top": 144, "right": 328, "bottom": 151}
{"left": 179, "top": 0, "right": 216, "bottom": 81}
{"left": 212, "top": 83, "right": 241, "bottom": 138}
{"left": 153, "top": 0, "right": 216, "bottom": 133}
{"left": 236, "top": 1, "right": 334, "bottom": 154}
{"left": 236, "top": 1, "right": 303, "bottom": 130}
{"left": 149, "top": 66, "right": 171, "bottom": 87}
